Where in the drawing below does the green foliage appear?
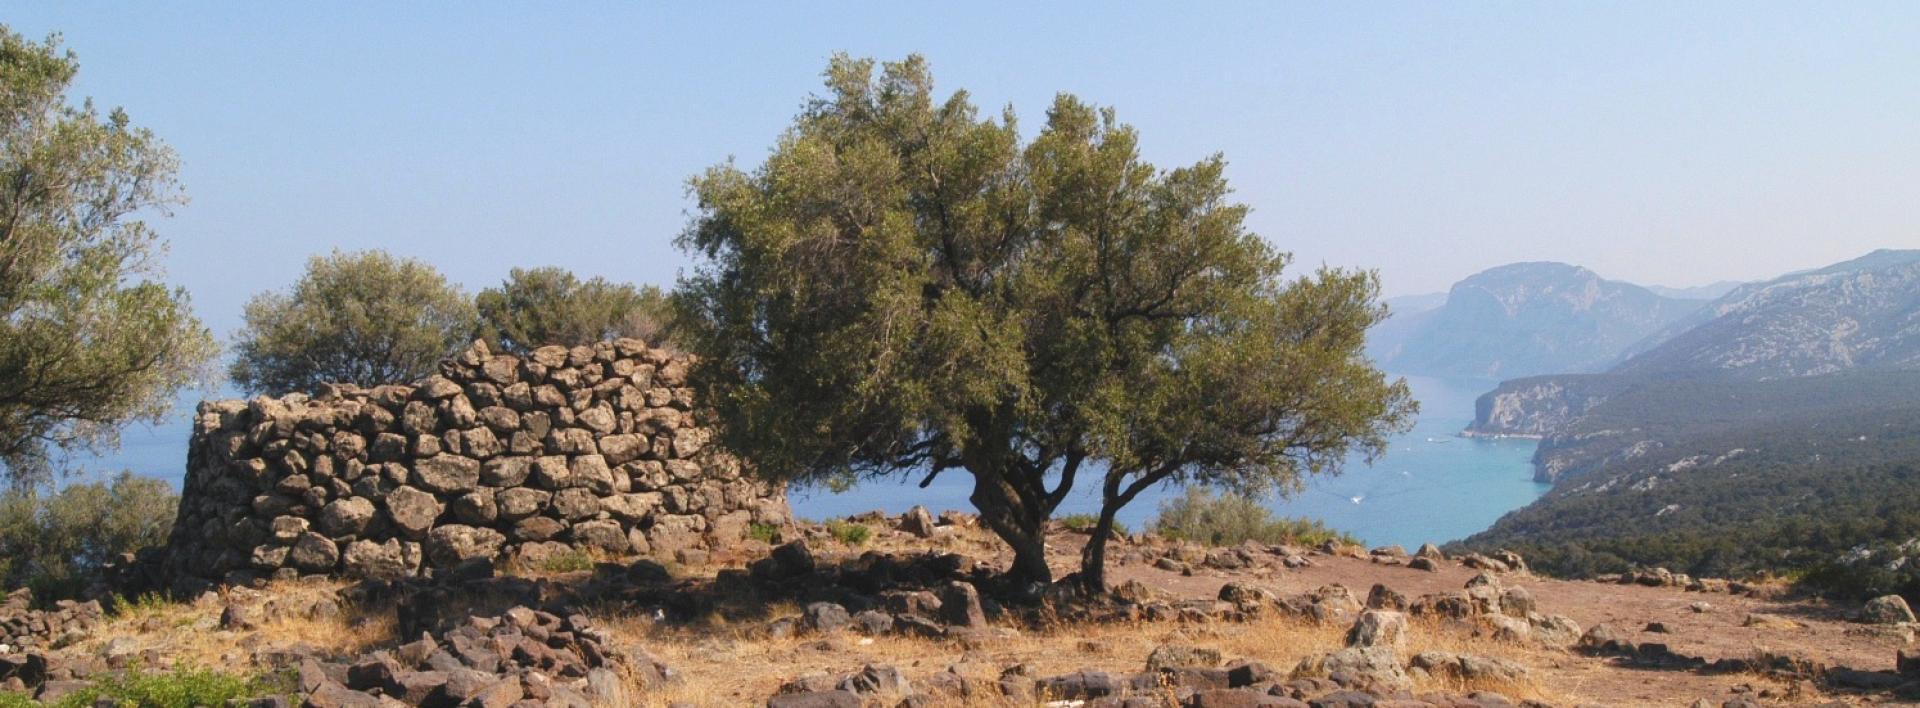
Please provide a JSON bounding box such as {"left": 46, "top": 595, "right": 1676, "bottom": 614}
{"left": 230, "top": 249, "right": 476, "bottom": 394}
{"left": 825, "top": 519, "right": 871, "bottom": 546}
{"left": 0, "top": 28, "right": 216, "bottom": 484}
{"left": 537, "top": 548, "right": 596, "bottom": 574}
{"left": 676, "top": 54, "right": 1414, "bottom": 584}
{"left": 0, "top": 471, "right": 177, "bottom": 600}
{"left": 748, "top": 522, "right": 782, "bottom": 543}
{"left": 1058, "top": 513, "right": 1129, "bottom": 536}
{"left": 1460, "top": 370, "right": 1920, "bottom": 601}
{"left": 10, "top": 665, "right": 290, "bottom": 708}
{"left": 475, "top": 266, "right": 675, "bottom": 353}
{"left": 1151, "top": 487, "right": 1357, "bottom": 548}
{"left": 108, "top": 591, "right": 174, "bottom": 619}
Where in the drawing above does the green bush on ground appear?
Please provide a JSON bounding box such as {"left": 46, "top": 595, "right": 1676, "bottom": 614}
{"left": 1058, "top": 513, "right": 1130, "bottom": 536}
{"left": 1150, "top": 487, "right": 1357, "bottom": 548}
{"left": 0, "top": 665, "right": 289, "bottom": 708}
{"left": 0, "top": 472, "right": 178, "bottom": 601}
{"left": 826, "top": 519, "right": 871, "bottom": 546}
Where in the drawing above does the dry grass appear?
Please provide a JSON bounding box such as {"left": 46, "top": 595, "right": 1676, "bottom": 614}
{"left": 84, "top": 579, "right": 397, "bottom": 669}
{"left": 596, "top": 603, "right": 1364, "bottom": 708}
{"left": 1400, "top": 617, "right": 1565, "bottom": 703}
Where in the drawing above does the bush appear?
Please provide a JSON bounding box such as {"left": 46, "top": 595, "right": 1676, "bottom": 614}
{"left": 748, "top": 522, "right": 782, "bottom": 544}
{"left": 108, "top": 591, "right": 176, "bottom": 619}
{"left": 0, "top": 472, "right": 178, "bottom": 600}
{"left": 538, "top": 549, "right": 596, "bottom": 574}
{"left": 826, "top": 519, "right": 871, "bottom": 546}
{"left": 475, "top": 267, "right": 675, "bottom": 353}
{"left": 1150, "top": 487, "right": 1357, "bottom": 548}
{"left": 41, "top": 665, "right": 288, "bottom": 708}
{"left": 1058, "top": 513, "right": 1130, "bottom": 536}
{"left": 230, "top": 250, "right": 476, "bottom": 394}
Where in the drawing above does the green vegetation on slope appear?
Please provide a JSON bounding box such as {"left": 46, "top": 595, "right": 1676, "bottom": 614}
{"left": 1460, "top": 371, "right": 1920, "bottom": 600}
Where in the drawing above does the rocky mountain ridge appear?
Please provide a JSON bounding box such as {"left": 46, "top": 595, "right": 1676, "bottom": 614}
{"left": 1467, "top": 250, "right": 1920, "bottom": 439}
{"left": 1368, "top": 262, "right": 1704, "bottom": 381}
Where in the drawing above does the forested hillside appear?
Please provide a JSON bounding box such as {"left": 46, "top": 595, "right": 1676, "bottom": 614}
{"left": 1459, "top": 371, "right": 1920, "bottom": 599}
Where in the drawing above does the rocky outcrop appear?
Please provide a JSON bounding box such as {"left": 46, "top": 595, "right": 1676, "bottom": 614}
{"left": 0, "top": 590, "right": 101, "bottom": 654}
{"left": 1464, "top": 373, "right": 1628, "bottom": 439}
{"left": 292, "top": 605, "right": 666, "bottom": 707}
{"left": 161, "top": 339, "right": 788, "bottom": 587}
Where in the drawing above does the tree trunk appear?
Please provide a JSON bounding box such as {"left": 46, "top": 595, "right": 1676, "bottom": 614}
{"left": 1076, "top": 503, "right": 1122, "bottom": 592}
{"left": 969, "top": 469, "right": 1053, "bottom": 587}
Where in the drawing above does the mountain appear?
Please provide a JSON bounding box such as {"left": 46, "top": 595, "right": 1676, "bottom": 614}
{"left": 1366, "top": 262, "right": 1704, "bottom": 380}
{"left": 1612, "top": 249, "right": 1920, "bottom": 379}
{"left": 1382, "top": 292, "right": 1447, "bottom": 315}
{"left": 1458, "top": 250, "right": 1920, "bottom": 593}
{"left": 1643, "top": 281, "right": 1744, "bottom": 301}
{"left": 1470, "top": 249, "right": 1920, "bottom": 436}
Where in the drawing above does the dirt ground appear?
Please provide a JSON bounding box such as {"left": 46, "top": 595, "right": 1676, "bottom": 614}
{"left": 68, "top": 522, "right": 1916, "bottom": 707}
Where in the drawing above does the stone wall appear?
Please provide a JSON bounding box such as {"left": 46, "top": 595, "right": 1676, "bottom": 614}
{"left": 163, "top": 339, "right": 787, "bottom": 584}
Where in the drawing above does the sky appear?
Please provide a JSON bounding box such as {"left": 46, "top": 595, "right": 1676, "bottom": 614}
{"left": 11, "top": 2, "right": 1920, "bottom": 338}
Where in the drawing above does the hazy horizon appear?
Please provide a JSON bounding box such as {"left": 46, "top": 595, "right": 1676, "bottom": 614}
{"left": 11, "top": 2, "right": 1918, "bottom": 335}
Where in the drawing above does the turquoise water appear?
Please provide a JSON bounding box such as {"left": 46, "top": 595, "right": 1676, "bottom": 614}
{"left": 789, "top": 375, "right": 1548, "bottom": 549}
{"left": 63, "top": 375, "right": 1543, "bottom": 549}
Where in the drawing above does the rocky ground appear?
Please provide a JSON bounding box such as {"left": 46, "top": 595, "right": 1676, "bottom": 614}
{"left": 2, "top": 511, "right": 1918, "bottom": 706}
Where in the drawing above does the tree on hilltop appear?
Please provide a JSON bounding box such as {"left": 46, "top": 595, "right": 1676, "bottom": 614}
{"left": 230, "top": 250, "right": 475, "bottom": 395}
{"left": 475, "top": 266, "right": 674, "bottom": 353}
{"left": 676, "top": 55, "right": 1415, "bottom": 591}
{"left": 0, "top": 28, "right": 216, "bottom": 485}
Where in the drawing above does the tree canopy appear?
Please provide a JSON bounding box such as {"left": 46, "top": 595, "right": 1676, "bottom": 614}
{"left": 475, "top": 266, "right": 673, "bottom": 353}
{"left": 230, "top": 249, "right": 475, "bottom": 395}
{"left": 0, "top": 28, "right": 215, "bottom": 485}
{"left": 677, "top": 55, "right": 1415, "bottom": 590}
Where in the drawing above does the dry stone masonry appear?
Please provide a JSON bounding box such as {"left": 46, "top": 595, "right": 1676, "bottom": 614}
{"left": 164, "top": 339, "right": 788, "bottom": 585}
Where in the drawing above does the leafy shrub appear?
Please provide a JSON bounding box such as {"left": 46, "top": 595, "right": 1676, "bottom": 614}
{"left": 538, "top": 549, "right": 596, "bottom": 574}
{"left": 748, "top": 522, "right": 782, "bottom": 543}
{"left": 0, "top": 472, "right": 178, "bottom": 601}
{"left": 108, "top": 591, "right": 176, "bottom": 620}
{"left": 230, "top": 250, "right": 476, "bottom": 395}
{"left": 1150, "top": 487, "right": 1357, "bottom": 548}
{"left": 1058, "top": 513, "right": 1130, "bottom": 536}
{"left": 826, "top": 519, "right": 871, "bottom": 546}
{"left": 476, "top": 267, "right": 675, "bottom": 353}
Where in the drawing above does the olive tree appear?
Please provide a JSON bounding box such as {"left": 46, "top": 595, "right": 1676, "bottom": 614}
{"left": 231, "top": 250, "right": 475, "bottom": 394}
{"left": 0, "top": 29, "right": 216, "bottom": 484}
{"left": 677, "top": 55, "right": 1415, "bottom": 590}
{"left": 475, "top": 266, "right": 673, "bottom": 353}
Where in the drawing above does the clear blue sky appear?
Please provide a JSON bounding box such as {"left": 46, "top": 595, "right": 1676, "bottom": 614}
{"left": 12, "top": 2, "right": 1920, "bottom": 337}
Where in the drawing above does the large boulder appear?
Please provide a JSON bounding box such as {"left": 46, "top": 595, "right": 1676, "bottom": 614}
{"left": 342, "top": 539, "right": 412, "bottom": 580}
{"left": 1146, "top": 644, "right": 1223, "bottom": 672}
{"left": 899, "top": 506, "right": 937, "bottom": 539}
{"left": 1344, "top": 610, "right": 1407, "bottom": 650}
{"left": 289, "top": 532, "right": 341, "bottom": 572}
{"left": 318, "top": 497, "right": 377, "bottom": 537}
{"left": 413, "top": 454, "right": 480, "bottom": 493}
{"left": 1864, "top": 595, "right": 1917, "bottom": 625}
{"left": 384, "top": 486, "right": 443, "bottom": 538}
{"left": 425, "top": 525, "right": 505, "bottom": 566}
{"left": 937, "top": 581, "right": 987, "bottom": 627}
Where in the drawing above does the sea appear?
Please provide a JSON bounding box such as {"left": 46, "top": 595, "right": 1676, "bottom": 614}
{"left": 62, "top": 375, "right": 1545, "bottom": 550}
